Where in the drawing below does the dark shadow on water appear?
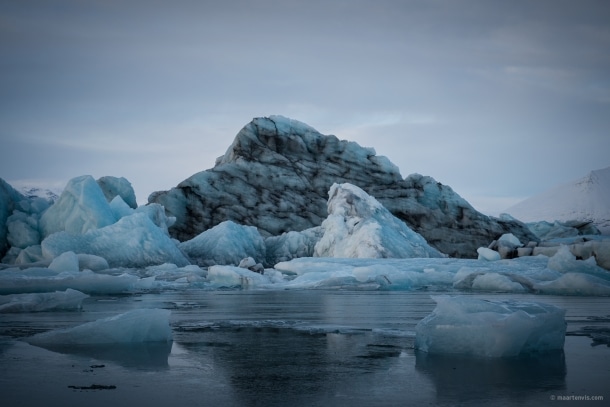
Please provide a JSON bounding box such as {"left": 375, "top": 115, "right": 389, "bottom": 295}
{"left": 30, "top": 341, "right": 172, "bottom": 369}
{"left": 415, "top": 350, "right": 566, "bottom": 404}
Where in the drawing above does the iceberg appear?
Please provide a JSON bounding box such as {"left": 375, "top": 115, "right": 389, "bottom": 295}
{"left": 415, "top": 296, "right": 566, "bottom": 357}
{"left": 0, "top": 288, "right": 88, "bottom": 313}
{"left": 179, "top": 220, "right": 266, "bottom": 267}
{"left": 27, "top": 308, "right": 172, "bottom": 345}
{"left": 41, "top": 212, "right": 190, "bottom": 268}
{"left": 39, "top": 175, "right": 116, "bottom": 238}
{"left": 149, "top": 116, "right": 536, "bottom": 258}
{"left": 314, "top": 183, "right": 444, "bottom": 259}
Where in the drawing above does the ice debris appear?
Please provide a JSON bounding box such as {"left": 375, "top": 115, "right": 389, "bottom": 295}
{"left": 27, "top": 308, "right": 172, "bottom": 345}
{"left": 0, "top": 289, "right": 88, "bottom": 313}
{"left": 415, "top": 296, "right": 566, "bottom": 357}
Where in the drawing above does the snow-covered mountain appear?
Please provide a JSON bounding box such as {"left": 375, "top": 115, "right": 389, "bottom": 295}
{"left": 504, "top": 167, "right": 610, "bottom": 234}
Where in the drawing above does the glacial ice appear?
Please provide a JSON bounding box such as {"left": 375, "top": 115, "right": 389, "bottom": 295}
{"left": 41, "top": 212, "right": 190, "bottom": 268}
{"left": 477, "top": 247, "right": 501, "bottom": 261}
{"left": 96, "top": 175, "right": 138, "bottom": 209}
{"left": 39, "top": 175, "right": 116, "bottom": 238}
{"left": 265, "top": 227, "right": 324, "bottom": 266}
{"left": 0, "top": 268, "right": 143, "bottom": 295}
{"left": 273, "top": 254, "right": 610, "bottom": 295}
{"left": 313, "top": 183, "right": 444, "bottom": 259}
{"left": 415, "top": 296, "right": 566, "bottom": 357}
{"left": 48, "top": 251, "right": 79, "bottom": 272}
{"left": 0, "top": 288, "right": 88, "bottom": 313}
{"left": 179, "top": 220, "right": 266, "bottom": 267}
{"left": 6, "top": 210, "right": 40, "bottom": 249}
{"left": 1, "top": 178, "right": 27, "bottom": 256}
{"left": 27, "top": 308, "right": 172, "bottom": 345}
{"left": 149, "top": 116, "right": 536, "bottom": 257}
{"left": 206, "top": 265, "right": 273, "bottom": 289}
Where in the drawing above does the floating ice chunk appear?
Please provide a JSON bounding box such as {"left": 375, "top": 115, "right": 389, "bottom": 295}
{"left": 206, "top": 265, "right": 272, "bottom": 288}
{"left": 39, "top": 175, "right": 116, "bottom": 237}
{"left": 314, "top": 183, "right": 444, "bottom": 258}
{"left": 48, "top": 251, "right": 79, "bottom": 272}
{"left": 27, "top": 308, "right": 172, "bottom": 345}
{"left": 180, "top": 221, "right": 266, "bottom": 267}
{"left": 471, "top": 273, "right": 527, "bottom": 293}
{"left": 77, "top": 253, "right": 109, "bottom": 271}
{"left": 0, "top": 268, "right": 141, "bottom": 295}
{"left": 534, "top": 273, "right": 610, "bottom": 296}
{"left": 415, "top": 296, "right": 566, "bottom": 357}
{"left": 238, "top": 257, "right": 257, "bottom": 269}
{"left": 498, "top": 233, "right": 523, "bottom": 248}
{"left": 547, "top": 245, "right": 604, "bottom": 276}
{"left": 41, "top": 212, "right": 190, "bottom": 268}
{"left": 0, "top": 289, "right": 88, "bottom": 313}
{"left": 477, "top": 247, "right": 501, "bottom": 261}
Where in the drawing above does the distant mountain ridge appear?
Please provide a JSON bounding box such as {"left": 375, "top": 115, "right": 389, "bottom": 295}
{"left": 505, "top": 167, "right": 610, "bottom": 234}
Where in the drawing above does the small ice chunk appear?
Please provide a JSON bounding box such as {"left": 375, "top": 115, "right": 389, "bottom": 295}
{"left": 547, "top": 244, "right": 604, "bottom": 276}
{"left": 498, "top": 233, "right": 523, "bottom": 249}
{"left": 27, "top": 308, "right": 172, "bottom": 345}
{"left": 471, "top": 273, "right": 526, "bottom": 293}
{"left": 77, "top": 253, "right": 109, "bottom": 271}
{"left": 415, "top": 295, "right": 566, "bottom": 357}
{"left": 48, "top": 251, "right": 79, "bottom": 272}
{"left": 207, "top": 265, "right": 271, "bottom": 288}
{"left": 534, "top": 273, "right": 610, "bottom": 296}
{"left": 477, "top": 247, "right": 501, "bottom": 261}
{"left": 238, "top": 257, "right": 257, "bottom": 269}
{"left": 0, "top": 289, "right": 89, "bottom": 313}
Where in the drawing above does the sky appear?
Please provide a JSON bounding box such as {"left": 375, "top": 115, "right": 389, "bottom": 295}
{"left": 1, "top": 0, "right": 609, "bottom": 216}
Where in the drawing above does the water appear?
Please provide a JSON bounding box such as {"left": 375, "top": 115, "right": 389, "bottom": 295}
{"left": 1, "top": 290, "right": 609, "bottom": 406}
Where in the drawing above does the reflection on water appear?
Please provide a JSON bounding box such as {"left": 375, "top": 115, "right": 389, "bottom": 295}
{"left": 33, "top": 341, "right": 173, "bottom": 369}
{"left": 416, "top": 350, "right": 566, "bottom": 405}
{"left": 0, "top": 290, "right": 608, "bottom": 406}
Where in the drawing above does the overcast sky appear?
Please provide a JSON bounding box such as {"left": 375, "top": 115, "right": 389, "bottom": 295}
{"left": 1, "top": 0, "right": 609, "bottom": 215}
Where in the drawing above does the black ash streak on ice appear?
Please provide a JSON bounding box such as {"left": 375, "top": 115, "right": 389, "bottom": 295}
{"left": 149, "top": 116, "right": 538, "bottom": 258}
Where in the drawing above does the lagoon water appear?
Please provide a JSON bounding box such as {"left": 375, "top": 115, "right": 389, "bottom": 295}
{"left": 1, "top": 289, "right": 609, "bottom": 406}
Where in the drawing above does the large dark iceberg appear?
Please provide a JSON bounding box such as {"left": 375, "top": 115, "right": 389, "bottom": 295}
{"left": 149, "top": 116, "right": 536, "bottom": 257}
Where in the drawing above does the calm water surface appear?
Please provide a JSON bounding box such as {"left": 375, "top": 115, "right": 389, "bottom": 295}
{"left": 1, "top": 290, "right": 609, "bottom": 406}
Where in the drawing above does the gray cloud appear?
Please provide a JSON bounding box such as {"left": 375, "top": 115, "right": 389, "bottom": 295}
{"left": 1, "top": 0, "right": 609, "bottom": 213}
